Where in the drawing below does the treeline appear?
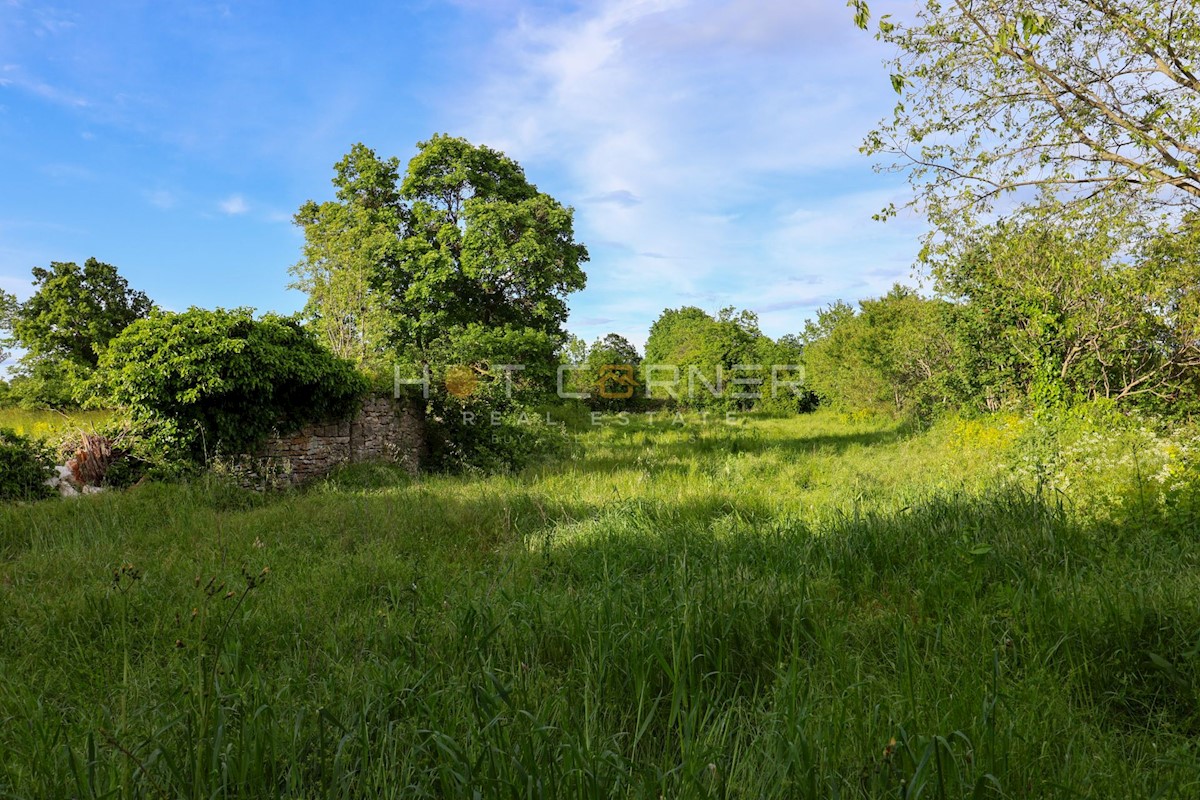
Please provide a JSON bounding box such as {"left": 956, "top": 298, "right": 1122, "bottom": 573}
{"left": 560, "top": 308, "right": 812, "bottom": 415}
{"left": 803, "top": 206, "right": 1200, "bottom": 420}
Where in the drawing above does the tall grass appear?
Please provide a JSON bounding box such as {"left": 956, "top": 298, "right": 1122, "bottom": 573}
{"left": 0, "top": 408, "right": 113, "bottom": 440}
{"left": 1, "top": 410, "right": 1197, "bottom": 797}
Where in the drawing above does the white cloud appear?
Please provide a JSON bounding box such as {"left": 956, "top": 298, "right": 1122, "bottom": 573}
{"left": 219, "top": 194, "right": 248, "bottom": 215}
{"left": 146, "top": 189, "right": 175, "bottom": 209}
{"left": 455, "top": 0, "right": 918, "bottom": 338}
{"left": 41, "top": 162, "right": 94, "bottom": 181}
{"left": 0, "top": 63, "right": 89, "bottom": 108}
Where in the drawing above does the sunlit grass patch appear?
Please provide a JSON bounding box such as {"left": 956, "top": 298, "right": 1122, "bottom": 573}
{"left": 0, "top": 407, "right": 113, "bottom": 439}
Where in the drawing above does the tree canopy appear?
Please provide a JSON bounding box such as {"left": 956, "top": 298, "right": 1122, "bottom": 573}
{"left": 854, "top": 0, "right": 1200, "bottom": 229}
{"left": 6, "top": 258, "right": 152, "bottom": 369}
{"left": 580, "top": 333, "right": 642, "bottom": 409}
{"left": 290, "top": 144, "right": 403, "bottom": 367}
{"left": 0, "top": 258, "right": 153, "bottom": 407}
{"left": 938, "top": 205, "right": 1200, "bottom": 410}
{"left": 293, "top": 136, "right": 589, "bottom": 368}
{"left": 294, "top": 136, "right": 589, "bottom": 470}
{"left": 644, "top": 307, "right": 811, "bottom": 412}
{"left": 802, "top": 286, "right": 968, "bottom": 417}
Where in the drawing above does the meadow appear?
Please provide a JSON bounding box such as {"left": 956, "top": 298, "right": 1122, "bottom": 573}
{"left": 1, "top": 409, "right": 1199, "bottom": 798}
{"left": 0, "top": 408, "right": 113, "bottom": 442}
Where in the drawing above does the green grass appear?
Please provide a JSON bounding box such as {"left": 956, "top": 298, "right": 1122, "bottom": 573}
{"left": 2, "top": 410, "right": 1199, "bottom": 798}
{"left": 0, "top": 407, "right": 114, "bottom": 440}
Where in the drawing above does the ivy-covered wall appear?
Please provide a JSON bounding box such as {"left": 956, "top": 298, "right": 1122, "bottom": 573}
{"left": 255, "top": 393, "right": 423, "bottom": 484}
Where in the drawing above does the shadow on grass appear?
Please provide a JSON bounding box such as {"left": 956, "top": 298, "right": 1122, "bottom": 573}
{"left": 540, "top": 484, "right": 1200, "bottom": 740}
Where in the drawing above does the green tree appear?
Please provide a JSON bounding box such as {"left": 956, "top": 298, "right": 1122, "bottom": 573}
{"left": 754, "top": 333, "right": 815, "bottom": 414}
{"left": 296, "top": 135, "right": 588, "bottom": 364}
{"left": 98, "top": 308, "right": 367, "bottom": 463}
{"left": 584, "top": 333, "right": 642, "bottom": 410}
{"left": 855, "top": 0, "right": 1200, "bottom": 232}
{"left": 290, "top": 143, "right": 403, "bottom": 368}
{"left": 0, "top": 289, "right": 16, "bottom": 370}
{"left": 938, "top": 204, "right": 1200, "bottom": 411}
{"left": 559, "top": 333, "right": 588, "bottom": 365}
{"left": 11, "top": 259, "right": 153, "bottom": 369}
{"left": 296, "top": 135, "right": 589, "bottom": 470}
{"left": 802, "top": 286, "right": 967, "bottom": 417}
{"left": 2, "top": 259, "right": 153, "bottom": 407}
{"left": 385, "top": 134, "right": 588, "bottom": 351}
{"left": 644, "top": 306, "right": 802, "bottom": 411}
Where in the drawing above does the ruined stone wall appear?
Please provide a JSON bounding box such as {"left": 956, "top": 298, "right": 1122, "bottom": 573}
{"left": 253, "top": 393, "right": 424, "bottom": 485}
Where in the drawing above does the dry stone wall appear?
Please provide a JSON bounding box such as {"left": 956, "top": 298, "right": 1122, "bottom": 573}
{"left": 252, "top": 393, "right": 424, "bottom": 485}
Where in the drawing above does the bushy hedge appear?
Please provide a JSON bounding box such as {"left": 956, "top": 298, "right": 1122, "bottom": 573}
{"left": 0, "top": 428, "right": 55, "bottom": 501}
{"left": 98, "top": 308, "right": 368, "bottom": 463}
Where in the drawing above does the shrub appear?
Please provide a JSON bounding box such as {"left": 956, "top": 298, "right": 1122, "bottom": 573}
{"left": 0, "top": 427, "right": 55, "bottom": 501}
{"left": 98, "top": 308, "right": 369, "bottom": 464}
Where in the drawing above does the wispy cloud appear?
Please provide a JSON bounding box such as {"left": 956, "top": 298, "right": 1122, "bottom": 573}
{"left": 219, "top": 194, "right": 249, "bottom": 215}
{"left": 588, "top": 189, "right": 640, "bottom": 208}
{"left": 0, "top": 63, "right": 89, "bottom": 108}
{"left": 146, "top": 189, "right": 176, "bottom": 209}
{"left": 457, "top": 0, "right": 916, "bottom": 338}
{"left": 30, "top": 6, "right": 78, "bottom": 37}
{"left": 41, "top": 162, "right": 94, "bottom": 182}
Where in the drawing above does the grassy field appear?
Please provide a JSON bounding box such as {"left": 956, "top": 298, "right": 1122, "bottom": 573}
{"left": 0, "top": 408, "right": 114, "bottom": 441}
{"left": 2, "top": 410, "right": 1199, "bottom": 798}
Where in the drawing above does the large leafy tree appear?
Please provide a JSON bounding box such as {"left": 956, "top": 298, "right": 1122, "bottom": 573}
{"left": 939, "top": 204, "right": 1200, "bottom": 411}
{"left": 295, "top": 135, "right": 588, "bottom": 363}
{"left": 802, "top": 286, "right": 968, "bottom": 417}
{"left": 854, "top": 0, "right": 1200, "bottom": 230}
{"left": 8, "top": 258, "right": 152, "bottom": 369}
{"left": 1, "top": 258, "right": 153, "bottom": 407}
{"left": 295, "top": 135, "right": 589, "bottom": 470}
{"left": 644, "top": 306, "right": 804, "bottom": 411}
{"left": 387, "top": 134, "right": 588, "bottom": 351}
{"left": 583, "top": 333, "right": 642, "bottom": 410}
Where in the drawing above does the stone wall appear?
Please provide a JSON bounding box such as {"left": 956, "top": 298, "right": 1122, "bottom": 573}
{"left": 252, "top": 393, "right": 424, "bottom": 486}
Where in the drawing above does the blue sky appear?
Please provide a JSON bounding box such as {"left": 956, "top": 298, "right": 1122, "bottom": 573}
{"left": 1, "top": 0, "right": 923, "bottom": 351}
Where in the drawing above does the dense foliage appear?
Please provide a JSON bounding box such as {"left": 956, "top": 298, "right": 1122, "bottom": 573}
{"left": 803, "top": 202, "right": 1200, "bottom": 419}
{"left": 98, "top": 308, "right": 367, "bottom": 463}
{"left": 295, "top": 137, "right": 589, "bottom": 470}
{"left": 802, "top": 287, "right": 968, "bottom": 418}
{"left": 289, "top": 144, "right": 402, "bottom": 367}
{"left": 938, "top": 206, "right": 1200, "bottom": 413}
{"left": 644, "top": 306, "right": 811, "bottom": 413}
{"left": 413, "top": 324, "right": 572, "bottom": 473}
{"left": 0, "top": 259, "right": 153, "bottom": 408}
{"left": 559, "top": 333, "right": 643, "bottom": 411}
{"left": 0, "top": 427, "right": 54, "bottom": 501}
